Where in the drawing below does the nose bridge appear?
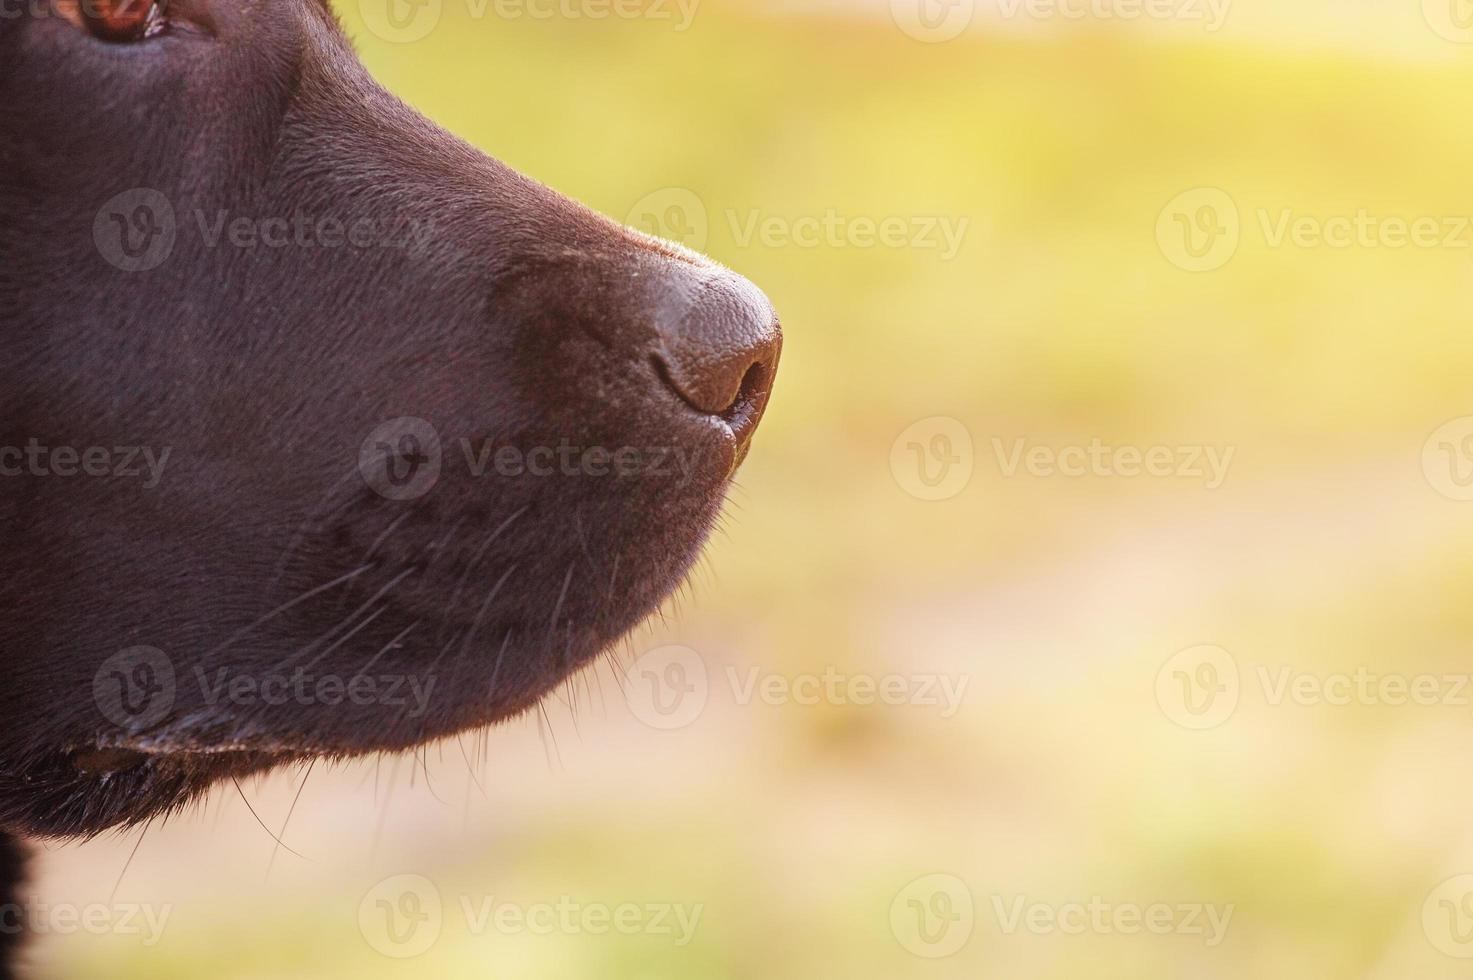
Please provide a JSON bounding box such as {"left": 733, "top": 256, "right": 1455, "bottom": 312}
{"left": 652, "top": 261, "right": 782, "bottom": 416}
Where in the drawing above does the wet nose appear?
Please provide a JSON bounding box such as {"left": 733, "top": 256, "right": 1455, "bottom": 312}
{"left": 650, "top": 265, "right": 782, "bottom": 440}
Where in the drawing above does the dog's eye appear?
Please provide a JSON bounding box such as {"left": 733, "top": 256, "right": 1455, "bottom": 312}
{"left": 67, "top": 0, "right": 168, "bottom": 43}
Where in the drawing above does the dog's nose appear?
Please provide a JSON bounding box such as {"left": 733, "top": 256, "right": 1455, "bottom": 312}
{"left": 651, "top": 265, "right": 782, "bottom": 441}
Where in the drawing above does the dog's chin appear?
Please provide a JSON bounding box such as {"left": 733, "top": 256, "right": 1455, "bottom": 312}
{"left": 4, "top": 515, "right": 715, "bottom": 840}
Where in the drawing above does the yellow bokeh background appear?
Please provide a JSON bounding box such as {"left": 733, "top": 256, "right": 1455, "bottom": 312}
{"left": 30, "top": 0, "right": 1473, "bottom": 977}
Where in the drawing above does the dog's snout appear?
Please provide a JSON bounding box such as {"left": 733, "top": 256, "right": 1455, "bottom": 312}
{"left": 651, "top": 266, "right": 782, "bottom": 437}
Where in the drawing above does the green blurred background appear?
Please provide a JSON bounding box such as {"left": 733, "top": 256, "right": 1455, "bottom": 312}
{"left": 32, "top": 0, "right": 1473, "bottom": 976}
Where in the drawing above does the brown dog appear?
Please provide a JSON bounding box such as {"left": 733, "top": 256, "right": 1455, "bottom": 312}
{"left": 0, "top": 1, "right": 780, "bottom": 974}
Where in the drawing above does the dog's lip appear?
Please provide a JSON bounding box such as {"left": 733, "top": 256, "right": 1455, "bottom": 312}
{"left": 90, "top": 723, "right": 339, "bottom": 762}
{"left": 67, "top": 744, "right": 300, "bottom": 796}
{"left": 81, "top": 738, "right": 303, "bottom": 765}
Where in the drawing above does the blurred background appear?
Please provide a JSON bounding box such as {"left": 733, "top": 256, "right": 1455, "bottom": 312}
{"left": 30, "top": 0, "right": 1473, "bottom": 976}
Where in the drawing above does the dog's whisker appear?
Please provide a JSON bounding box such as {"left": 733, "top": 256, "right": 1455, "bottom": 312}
{"left": 487, "top": 631, "right": 513, "bottom": 699}
{"left": 202, "top": 563, "right": 375, "bottom": 661}
{"left": 265, "top": 760, "right": 315, "bottom": 881}
{"left": 544, "top": 564, "right": 576, "bottom": 652}
{"left": 572, "top": 511, "right": 598, "bottom": 569}
{"left": 263, "top": 566, "right": 416, "bottom": 677}
{"left": 439, "top": 505, "right": 528, "bottom": 642}
{"left": 461, "top": 767, "right": 475, "bottom": 835}
{"left": 455, "top": 735, "right": 485, "bottom": 797}
{"left": 268, "top": 466, "right": 364, "bottom": 594}
{"left": 459, "top": 565, "right": 519, "bottom": 660}
{"left": 336, "top": 509, "right": 416, "bottom": 611}
{"left": 355, "top": 757, "right": 377, "bottom": 794}
{"left": 606, "top": 552, "right": 621, "bottom": 602}
{"left": 343, "top": 620, "right": 421, "bottom": 691}
{"left": 108, "top": 821, "right": 149, "bottom": 905}
{"left": 293, "top": 604, "right": 389, "bottom": 677}
{"left": 536, "top": 702, "right": 562, "bottom": 772}
{"left": 367, "top": 755, "right": 403, "bottom": 870}
{"left": 231, "top": 778, "right": 307, "bottom": 860}
{"left": 413, "top": 747, "right": 447, "bottom": 806}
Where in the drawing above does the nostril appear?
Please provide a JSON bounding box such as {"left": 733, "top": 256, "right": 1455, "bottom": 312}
{"left": 731, "top": 360, "right": 771, "bottom": 419}
{"left": 653, "top": 352, "right": 764, "bottom": 418}
{"left": 652, "top": 346, "right": 774, "bottom": 425}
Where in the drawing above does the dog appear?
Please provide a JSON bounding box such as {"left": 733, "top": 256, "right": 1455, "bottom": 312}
{"left": 0, "top": 0, "right": 780, "bottom": 974}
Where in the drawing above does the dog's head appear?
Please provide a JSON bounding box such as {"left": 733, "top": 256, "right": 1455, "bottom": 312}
{"left": 0, "top": 0, "right": 779, "bottom": 837}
